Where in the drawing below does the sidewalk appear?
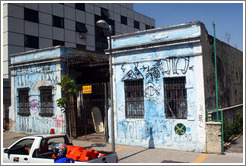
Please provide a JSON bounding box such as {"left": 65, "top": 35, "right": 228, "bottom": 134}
{"left": 2, "top": 131, "right": 244, "bottom": 163}
{"left": 72, "top": 139, "right": 243, "bottom": 163}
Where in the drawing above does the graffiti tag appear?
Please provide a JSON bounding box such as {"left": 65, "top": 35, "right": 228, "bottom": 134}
{"left": 30, "top": 99, "right": 39, "bottom": 114}
{"left": 174, "top": 123, "right": 186, "bottom": 135}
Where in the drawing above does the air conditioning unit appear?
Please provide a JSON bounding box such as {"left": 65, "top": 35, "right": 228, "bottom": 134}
{"left": 79, "top": 32, "right": 86, "bottom": 39}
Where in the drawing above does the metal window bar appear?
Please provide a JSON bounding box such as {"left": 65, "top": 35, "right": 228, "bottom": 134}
{"left": 164, "top": 77, "right": 187, "bottom": 119}
{"left": 39, "top": 86, "right": 53, "bottom": 117}
{"left": 124, "top": 80, "right": 144, "bottom": 118}
{"left": 17, "top": 88, "right": 30, "bottom": 116}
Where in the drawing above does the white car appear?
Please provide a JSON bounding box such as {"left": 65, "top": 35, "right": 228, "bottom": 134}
{"left": 3, "top": 133, "right": 118, "bottom": 163}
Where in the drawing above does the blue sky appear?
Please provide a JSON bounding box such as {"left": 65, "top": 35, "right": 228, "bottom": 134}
{"left": 134, "top": 2, "right": 244, "bottom": 51}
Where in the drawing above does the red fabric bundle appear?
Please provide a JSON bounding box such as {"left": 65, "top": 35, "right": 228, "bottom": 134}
{"left": 65, "top": 145, "right": 103, "bottom": 161}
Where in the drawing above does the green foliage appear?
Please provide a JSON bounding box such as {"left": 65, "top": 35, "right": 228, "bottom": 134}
{"left": 57, "top": 74, "right": 77, "bottom": 114}
{"left": 223, "top": 120, "right": 234, "bottom": 142}
{"left": 233, "top": 111, "right": 243, "bottom": 135}
{"left": 57, "top": 98, "right": 69, "bottom": 113}
{"left": 223, "top": 110, "right": 243, "bottom": 142}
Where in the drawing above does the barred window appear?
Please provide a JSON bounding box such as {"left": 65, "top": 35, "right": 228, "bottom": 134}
{"left": 164, "top": 77, "right": 187, "bottom": 119}
{"left": 124, "top": 80, "right": 144, "bottom": 118}
{"left": 39, "top": 86, "right": 53, "bottom": 117}
{"left": 18, "top": 88, "right": 30, "bottom": 116}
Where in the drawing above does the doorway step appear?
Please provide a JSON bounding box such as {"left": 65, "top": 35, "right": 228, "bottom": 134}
{"left": 77, "top": 132, "right": 107, "bottom": 142}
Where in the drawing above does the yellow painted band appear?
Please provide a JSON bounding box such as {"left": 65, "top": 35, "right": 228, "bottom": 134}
{"left": 115, "top": 145, "right": 128, "bottom": 152}
{"left": 192, "top": 153, "right": 208, "bottom": 163}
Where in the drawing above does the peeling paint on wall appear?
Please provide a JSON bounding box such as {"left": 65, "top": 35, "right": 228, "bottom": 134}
{"left": 112, "top": 22, "right": 206, "bottom": 152}
{"left": 114, "top": 56, "right": 202, "bottom": 150}
{"left": 11, "top": 47, "right": 66, "bottom": 134}
{"left": 14, "top": 62, "right": 63, "bottom": 134}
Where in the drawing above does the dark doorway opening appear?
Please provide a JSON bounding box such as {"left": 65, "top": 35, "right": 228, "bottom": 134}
{"left": 77, "top": 82, "right": 109, "bottom": 141}
{"left": 69, "top": 55, "right": 110, "bottom": 141}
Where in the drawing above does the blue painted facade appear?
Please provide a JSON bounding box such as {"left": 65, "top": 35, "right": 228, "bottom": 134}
{"left": 110, "top": 22, "right": 206, "bottom": 152}
{"left": 10, "top": 46, "right": 71, "bottom": 134}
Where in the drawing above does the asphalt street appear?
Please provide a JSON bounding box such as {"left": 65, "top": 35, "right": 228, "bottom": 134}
{"left": 2, "top": 131, "right": 244, "bottom": 164}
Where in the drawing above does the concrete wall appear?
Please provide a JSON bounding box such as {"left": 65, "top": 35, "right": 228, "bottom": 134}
{"left": 9, "top": 47, "right": 67, "bottom": 134}
{"left": 206, "top": 122, "right": 222, "bottom": 153}
{"left": 110, "top": 22, "right": 207, "bottom": 152}
{"left": 200, "top": 24, "right": 243, "bottom": 109}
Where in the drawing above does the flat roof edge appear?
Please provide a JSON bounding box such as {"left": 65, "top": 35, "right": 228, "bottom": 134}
{"left": 112, "top": 21, "right": 203, "bottom": 39}
{"left": 9, "top": 45, "right": 63, "bottom": 57}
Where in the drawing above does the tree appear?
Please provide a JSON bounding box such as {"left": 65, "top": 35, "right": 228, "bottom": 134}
{"left": 57, "top": 74, "right": 77, "bottom": 137}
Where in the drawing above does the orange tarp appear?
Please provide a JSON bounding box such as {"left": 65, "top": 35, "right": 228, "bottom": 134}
{"left": 52, "top": 145, "right": 105, "bottom": 161}
{"left": 66, "top": 145, "right": 104, "bottom": 161}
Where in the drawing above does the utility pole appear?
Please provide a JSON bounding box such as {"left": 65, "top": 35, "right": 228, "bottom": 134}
{"left": 213, "top": 22, "right": 224, "bottom": 153}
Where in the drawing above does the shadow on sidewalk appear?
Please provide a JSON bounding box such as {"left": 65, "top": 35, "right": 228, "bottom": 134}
{"left": 161, "top": 160, "right": 188, "bottom": 163}
{"left": 119, "top": 148, "right": 149, "bottom": 161}
{"left": 83, "top": 143, "right": 107, "bottom": 149}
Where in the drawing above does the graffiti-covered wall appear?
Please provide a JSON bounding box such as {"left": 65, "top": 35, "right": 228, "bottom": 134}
{"left": 110, "top": 22, "right": 207, "bottom": 152}
{"left": 10, "top": 47, "right": 67, "bottom": 134}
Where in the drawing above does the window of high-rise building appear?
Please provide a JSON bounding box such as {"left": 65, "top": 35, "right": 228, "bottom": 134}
{"left": 24, "top": 35, "right": 39, "bottom": 49}
{"left": 24, "top": 8, "right": 39, "bottom": 23}
{"left": 121, "top": 15, "right": 127, "bottom": 25}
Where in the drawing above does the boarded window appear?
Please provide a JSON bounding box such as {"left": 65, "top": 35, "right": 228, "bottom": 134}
{"left": 39, "top": 86, "right": 53, "bottom": 117}
{"left": 124, "top": 80, "right": 144, "bottom": 118}
{"left": 18, "top": 88, "right": 30, "bottom": 116}
{"left": 164, "top": 77, "right": 187, "bottom": 119}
